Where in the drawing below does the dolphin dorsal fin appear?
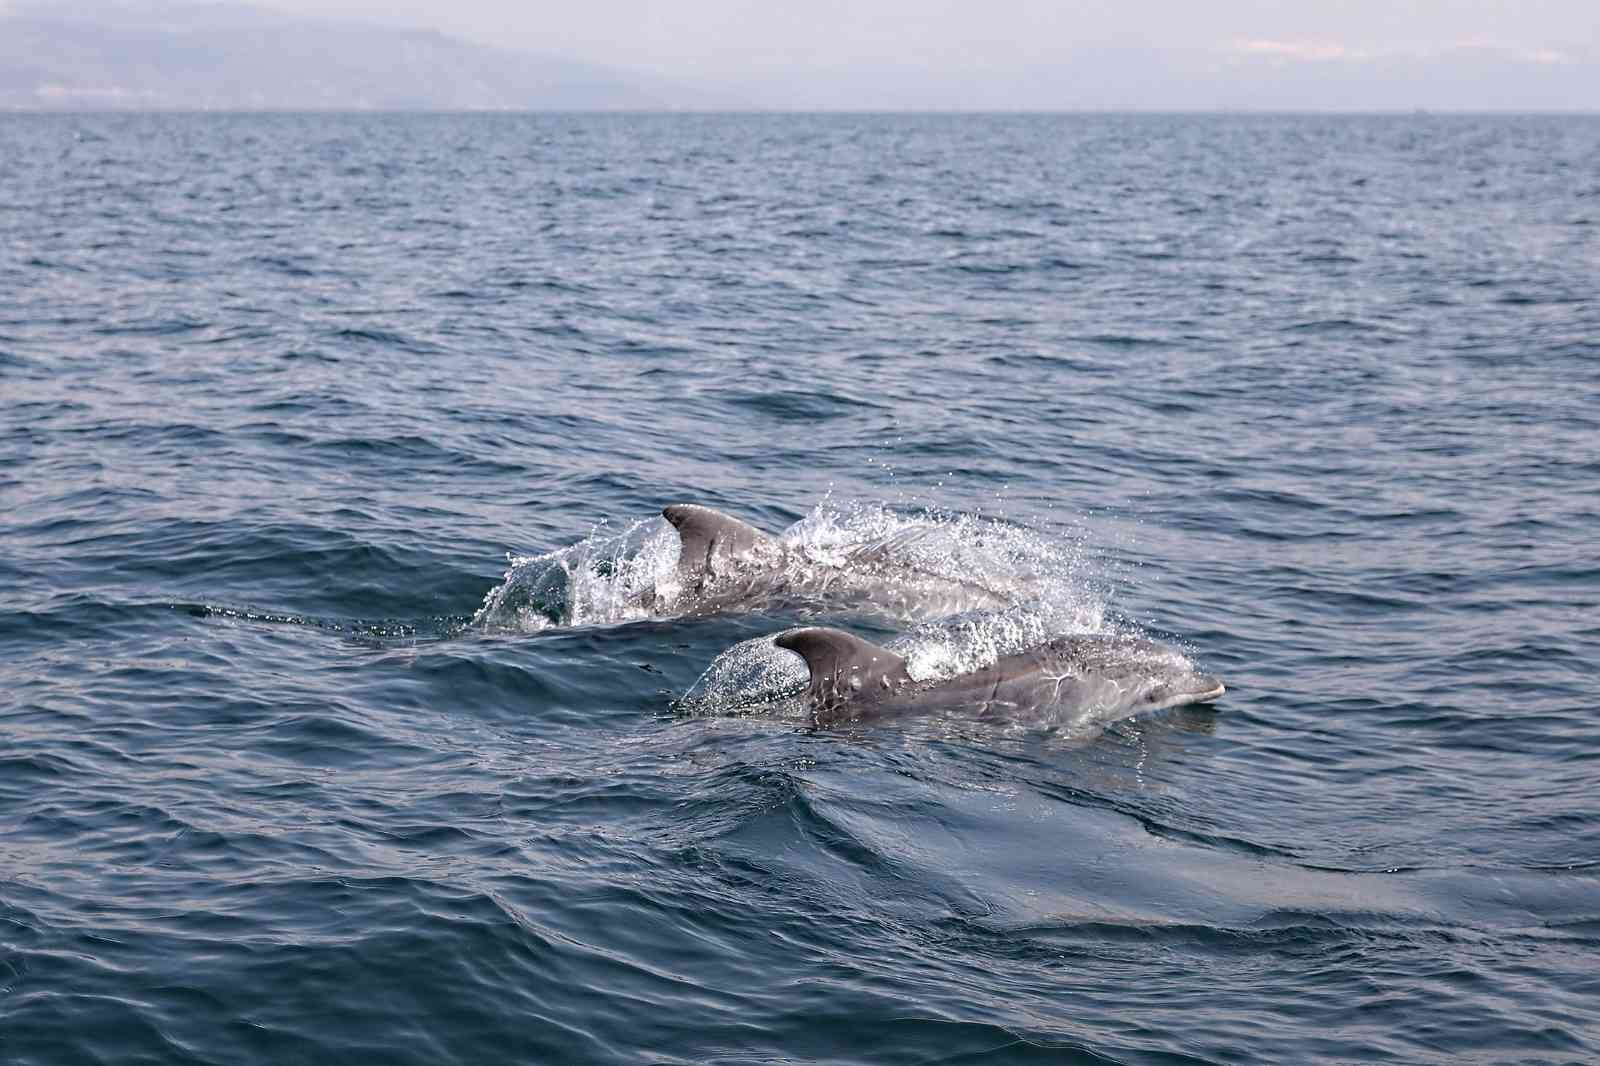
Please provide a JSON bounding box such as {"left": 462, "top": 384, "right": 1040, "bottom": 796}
{"left": 663, "top": 504, "right": 778, "bottom": 581}
{"left": 774, "top": 627, "right": 912, "bottom": 717}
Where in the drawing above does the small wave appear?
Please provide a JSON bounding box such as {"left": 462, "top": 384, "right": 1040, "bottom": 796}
{"left": 329, "top": 326, "right": 442, "bottom": 353}
{"left": 1069, "top": 332, "right": 1173, "bottom": 350}
{"left": 714, "top": 388, "right": 884, "bottom": 422}
{"left": 90, "top": 317, "right": 209, "bottom": 337}
{"left": 23, "top": 256, "right": 89, "bottom": 273}
{"left": 1283, "top": 318, "right": 1388, "bottom": 334}
{"left": 252, "top": 254, "right": 316, "bottom": 277}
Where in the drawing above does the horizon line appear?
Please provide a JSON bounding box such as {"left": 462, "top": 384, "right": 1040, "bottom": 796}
{"left": 5, "top": 106, "right": 1600, "bottom": 116}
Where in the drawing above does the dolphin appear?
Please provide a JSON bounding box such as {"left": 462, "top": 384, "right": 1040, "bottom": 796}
{"left": 772, "top": 625, "right": 1224, "bottom": 725}
{"left": 655, "top": 504, "right": 1018, "bottom": 620}
{"left": 662, "top": 504, "right": 785, "bottom": 598}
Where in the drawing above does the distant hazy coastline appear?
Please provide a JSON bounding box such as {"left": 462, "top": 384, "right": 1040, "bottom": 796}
{"left": 0, "top": 0, "right": 699, "bottom": 111}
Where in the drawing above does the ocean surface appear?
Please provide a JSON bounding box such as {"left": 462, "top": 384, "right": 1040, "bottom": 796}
{"left": 2, "top": 112, "right": 1598, "bottom": 1065}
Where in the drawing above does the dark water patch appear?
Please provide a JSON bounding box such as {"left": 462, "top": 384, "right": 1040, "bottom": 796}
{"left": 251, "top": 253, "right": 316, "bottom": 277}
{"left": 1070, "top": 332, "right": 1174, "bottom": 349}
{"left": 196, "top": 324, "right": 278, "bottom": 347}
{"left": 714, "top": 387, "right": 883, "bottom": 422}
{"left": 90, "top": 316, "right": 211, "bottom": 337}
{"left": 1282, "top": 317, "right": 1389, "bottom": 335}
{"left": 21, "top": 256, "right": 89, "bottom": 273}
{"left": 279, "top": 347, "right": 341, "bottom": 363}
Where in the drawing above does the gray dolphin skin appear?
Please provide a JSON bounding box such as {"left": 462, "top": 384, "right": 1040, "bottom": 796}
{"left": 658, "top": 503, "right": 1016, "bottom": 619}
{"left": 773, "top": 626, "right": 1225, "bottom": 725}
{"left": 663, "top": 503, "right": 783, "bottom": 594}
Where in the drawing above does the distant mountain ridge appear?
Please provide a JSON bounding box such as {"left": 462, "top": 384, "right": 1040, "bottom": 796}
{"left": 0, "top": 0, "right": 699, "bottom": 110}
{"left": 3, "top": 0, "right": 1592, "bottom": 111}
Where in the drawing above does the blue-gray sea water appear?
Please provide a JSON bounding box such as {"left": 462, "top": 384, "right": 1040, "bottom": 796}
{"left": 2, "top": 113, "right": 1598, "bottom": 1065}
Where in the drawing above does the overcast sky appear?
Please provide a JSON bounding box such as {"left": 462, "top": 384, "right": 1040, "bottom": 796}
{"left": 262, "top": 0, "right": 1600, "bottom": 108}
{"left": 9, "top": 0, "right": 1598, "bottom": 109}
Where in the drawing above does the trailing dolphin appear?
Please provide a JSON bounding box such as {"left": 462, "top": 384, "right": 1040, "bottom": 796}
{"left": 771, "top": 625, "right": 1224, "bottom": 725}
{"left": 474, "top": 502, "right": 1053, "bottom": 631}
{"left": 651, "top": 503, "right": 1020, "bottom": 620}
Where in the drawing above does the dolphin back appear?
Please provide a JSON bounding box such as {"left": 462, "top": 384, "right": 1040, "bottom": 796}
{"left": 774, "top": 627, "right": 913, "bottom": 719}
{"left": 663, "top": 504, "right": 779, "bottom": 583}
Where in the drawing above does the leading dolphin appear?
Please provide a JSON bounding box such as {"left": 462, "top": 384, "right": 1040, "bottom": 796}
{"left": 772, "top": 625, "right": 1224, "bottom": 725}
{"left": 655, "top": 504, "right": 1019, "bottom": 620}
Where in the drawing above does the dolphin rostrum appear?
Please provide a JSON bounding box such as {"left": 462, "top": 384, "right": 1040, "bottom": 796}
{"left": 772, "top": 626, "right": 1225, "bottom": 725}
{"left": 657, "top": 504, "right": 1017, "bottom": 620}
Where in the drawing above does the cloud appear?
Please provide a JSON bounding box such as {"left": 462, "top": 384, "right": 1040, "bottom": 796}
{"left": 1232, "top": 39, "right": 1360, "bottom": 62}
{"left": 1448, "top": 36, "right": 1572, "bottom": 65}
{"left": 1228, "top": 36, "right": 1573, "bottom": 67}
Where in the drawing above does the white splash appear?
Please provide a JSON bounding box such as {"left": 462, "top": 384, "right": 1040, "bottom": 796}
{"left": 677, "top": 635, "right": 812, "bottom": 717}
{"left": 473, "top": 499, "right": 1106, "bottom": 636}
{"left": 472, "top": 517, "right": 683, "bottom": 632}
